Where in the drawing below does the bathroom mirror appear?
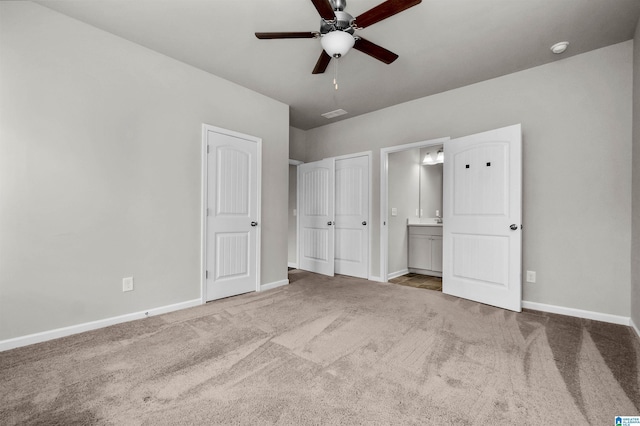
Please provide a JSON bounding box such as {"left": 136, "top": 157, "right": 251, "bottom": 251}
{"left": 419, "top": 145, "right": 444, "bottom": 221}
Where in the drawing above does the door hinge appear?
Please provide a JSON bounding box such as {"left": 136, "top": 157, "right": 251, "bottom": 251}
{"left": 205, "top": 270, "right": 209, "bottom": 279}
{"left": 207, "top": 145, "right": 210, "bottom": 154}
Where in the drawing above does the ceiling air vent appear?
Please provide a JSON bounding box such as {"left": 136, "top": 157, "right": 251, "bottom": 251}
{"left": 321, "top": 109, "right": 347, "bottom": 119}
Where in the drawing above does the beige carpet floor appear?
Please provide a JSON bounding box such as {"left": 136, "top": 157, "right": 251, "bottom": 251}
{"left": 1, "top": 270, "right": 639, "bottom": 425}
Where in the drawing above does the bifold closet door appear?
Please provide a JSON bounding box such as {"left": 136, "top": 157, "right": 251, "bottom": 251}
{"left": 335, "top": 156, "right": 369, "bottom": 279}
{"left": 298, "top": 158, "right": 335, "bottom": 276}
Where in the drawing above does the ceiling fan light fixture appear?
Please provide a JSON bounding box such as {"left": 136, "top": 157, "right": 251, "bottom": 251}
{"left": 321, "top": 30, "right": 355, "bottom": 58}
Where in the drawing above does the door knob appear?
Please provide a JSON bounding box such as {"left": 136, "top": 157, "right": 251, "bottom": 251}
{"left": 327, "top": 221, "right": 333, "bottom": 226}
{"left": 510, "top": 224, "right": 517, "bottom": 230}
{"left": 251, "top": 221, "right": 258, "bottom": 227}
{"left": 362, "top": 221, "right": 367, "bottom": 226}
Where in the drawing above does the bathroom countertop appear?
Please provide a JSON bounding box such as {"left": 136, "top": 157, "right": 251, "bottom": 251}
{"left": 407, "top": 220, "right": 443, "bottom": 227}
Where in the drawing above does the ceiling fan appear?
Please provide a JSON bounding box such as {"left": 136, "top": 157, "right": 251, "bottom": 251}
{"left": 255, "top": 0, "right": 422, "bottom": 74}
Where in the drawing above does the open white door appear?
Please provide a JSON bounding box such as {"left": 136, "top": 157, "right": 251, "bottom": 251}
{"left": 204, "top": 126, "right": 260, "bottom": 301}
{"left": 335, "top": 155, "right": 369, "bottom": 279}
{"left": 443, "top": 124, "right": 522, "bottom": 312}
{"left": 298, "top": 158, "right": 335, "bottom": 276}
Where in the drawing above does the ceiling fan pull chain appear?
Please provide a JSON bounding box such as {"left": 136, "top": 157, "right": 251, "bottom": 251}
{"left": 334, "top": 59, "right": 339, "bottom": 90}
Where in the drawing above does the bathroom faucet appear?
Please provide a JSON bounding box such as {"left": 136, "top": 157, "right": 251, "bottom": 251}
{"left": 435, "top": 210, "right": 442, "bottom": 224}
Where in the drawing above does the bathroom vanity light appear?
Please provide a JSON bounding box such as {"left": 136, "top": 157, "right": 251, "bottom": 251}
{"left": 423, "top": 152, "right": 435, "bottom": 165}
{"left": 423, "top": 149, "right": 444, "bottom": 165}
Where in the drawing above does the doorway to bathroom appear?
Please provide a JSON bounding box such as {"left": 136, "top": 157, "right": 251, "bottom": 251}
{"left": 382, "top": 137, "right": 448, "bottom": 287}
{"left": 381, "top": 124, "right": 523, "bottom": 312}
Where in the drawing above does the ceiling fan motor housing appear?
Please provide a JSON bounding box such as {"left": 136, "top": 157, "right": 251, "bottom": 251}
{"left": 320, "top": 11, "right": 355, "bottom": 35}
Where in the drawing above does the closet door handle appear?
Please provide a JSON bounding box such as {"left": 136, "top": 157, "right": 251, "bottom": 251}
{"left": 327, "top": 221, "right": 333, "bottom": 226}
{"left": 362, "top": 221, "right": 367, "bottom": 226}
{"left": 251, "top": 221, "right": 258, "bottom": 227}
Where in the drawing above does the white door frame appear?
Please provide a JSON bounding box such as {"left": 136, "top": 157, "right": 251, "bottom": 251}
{"left": 296, "top": 151, "right": 372, "bottom": 279}
{"left": 289, "top": 159, "right": 304, "bottom": 269}
{"left": 201, "top": 124, "right": 262, "bottom": 304}
{"left": 380, "top": 138, "right": 450, "bottom": 282}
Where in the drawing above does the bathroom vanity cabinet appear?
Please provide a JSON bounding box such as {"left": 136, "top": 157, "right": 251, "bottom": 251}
{"left": 408, "top": 225, "right": 443, "bottom": 276}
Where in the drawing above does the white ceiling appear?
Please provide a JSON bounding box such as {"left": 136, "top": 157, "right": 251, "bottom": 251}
{"left": 37, "top": 0, "right": 640, "bottom": 130}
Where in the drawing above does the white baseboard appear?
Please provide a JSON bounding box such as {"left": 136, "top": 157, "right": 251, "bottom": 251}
{"left": 260, "top": 279, "right": 289, "bottom": 292}
{"left": 631, "top": 317, "right": 640, "bottom": 338}
{"left": 368, "top": 275, "right": 384, "bottom": 282}
{"left": 522, "top": 300, "right": 631, "bottom": 326}
{"left": 387, "top": 269, "right": 409, "bottom": 280}
{"left": 287, "top": 262, "right": 298, "bottom": 269}
{"left": 0, "top": 298, "right": 202, "bottom": 352}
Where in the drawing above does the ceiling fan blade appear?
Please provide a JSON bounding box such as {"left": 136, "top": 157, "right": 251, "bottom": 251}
{"left": 355, "top": 0, "right": 422, "bottom": 29}
{"left": 310, "top": 0, "right": 336, "bottom": 21}
{"left": 312, "top": 50, "right": 332, "bottom": 74}
{"left": 354, "top": 37, "right": 398, "bottom": 64}
{"left": 255, "top": 32, "right": 318, "bottom": 39}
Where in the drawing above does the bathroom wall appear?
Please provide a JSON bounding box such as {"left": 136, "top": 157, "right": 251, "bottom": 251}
{"left": 387, "top": 148, "right": 420, "bottom": 276}
{"left": 419, "top": 146, "right": 444, "bottom": 220}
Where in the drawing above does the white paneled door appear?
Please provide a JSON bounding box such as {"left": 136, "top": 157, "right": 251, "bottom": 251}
{"left": 298, "top": 158, "right": 335, "bottom": 276}
{"left": 205, "top": 126, "right": 260, "bottom": 301}
{"left": 443, "top": 124, "right": 522, "bottom": 312}
{"left": 335, "top": 156, "right": 369, "bottom": 279}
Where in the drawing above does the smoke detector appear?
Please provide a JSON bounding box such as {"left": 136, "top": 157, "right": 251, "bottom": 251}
{"left": 550, "top": 41, "right": 569, "bottom": 54}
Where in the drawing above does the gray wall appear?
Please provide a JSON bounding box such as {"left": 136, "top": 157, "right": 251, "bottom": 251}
{"left": 632, "top": 20, "right": 640, "bottom": 330}
{"left": 0, "top": 2, "right": 289, "bottom": 341}
{"left": 289, "top": 127, "right": 307, "bottom": 162}
{"left": 388, "top": 149, "right": 420, "bottom": 275}
{"left": 302, "top": 41, "right": 633, "bottom": 317}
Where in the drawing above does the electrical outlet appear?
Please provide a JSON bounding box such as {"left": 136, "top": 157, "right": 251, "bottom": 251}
{"left": 391, "top": 208, "right": 397, "bottom": 216}
{"left": 122, "top": 276, "right": 134, "bottom": 292}
{"left": 526, "top": 271, "right": 536, "bottom": 283}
